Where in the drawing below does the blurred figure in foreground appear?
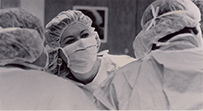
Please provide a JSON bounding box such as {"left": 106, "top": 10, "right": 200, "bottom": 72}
{"left": 0, "top": 8, "right": 96, "bottom": 110}
{"left": 95, "top": 0, "right": 203, "bottom": 110}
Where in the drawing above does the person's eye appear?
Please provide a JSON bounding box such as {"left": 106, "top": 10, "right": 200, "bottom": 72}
{"left": 65, "top": 39, "right": 76, "bottom": 45}
{"left": 81, "top": 33, "right": 89, "bottom": 38}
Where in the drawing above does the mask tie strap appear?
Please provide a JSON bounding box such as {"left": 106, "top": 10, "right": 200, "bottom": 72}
{"left": 59, "top": 47, "right": 70, "bottom": 67}
{"left": 146, "top": 5, "right": 159, "bottom": 31}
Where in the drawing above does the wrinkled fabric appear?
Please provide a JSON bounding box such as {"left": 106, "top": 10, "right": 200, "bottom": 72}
{"left": 95, "top": 48, "right": 203, "bottom": 110}
{"left": 64, "top": 51, "right": 135, "bottom": 110}
{"left": 0, "top": 28, "right": 44, "bottom": 66}
{"left": 0, "top": 67, "right": 97, "bottom": 110}
{"left": 94, "top": 0, "right": 203, "bottom": 109}
{"left": 133, "top": 0, "right": 202, "bottom": 59}
{"left": 0, "top": 8, "right": 45, "bottom": 41}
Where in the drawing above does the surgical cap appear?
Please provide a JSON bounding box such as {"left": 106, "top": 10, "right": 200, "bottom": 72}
{"left": 0, "top": 28, "right": 44, "bottom": 66}
{"left": 133, "top": 0, "right": 201, "bottom": 59}
{"left": 45, "top": 10, "right": 93, "bottom": 48}
{"left": 0, "top": 8, "right": 45, "bottom": 41}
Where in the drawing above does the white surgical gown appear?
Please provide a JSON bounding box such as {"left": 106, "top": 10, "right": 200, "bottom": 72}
{"left": 0, "top": 67, "right": 97, "bottom": 110}
{"left": 95, "top": 38, "right": 203, "bottom": 110}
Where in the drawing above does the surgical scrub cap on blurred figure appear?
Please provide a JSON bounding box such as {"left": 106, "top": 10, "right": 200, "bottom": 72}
{"left": 133, "top": 0, "right": 202, "bottom": 59}
{"left": 0, "top": 8, "right": 45, "bottom": 41}
{"left": 0, "top": 28, "right": 45, "bottom": 68}
{"left": 45, "top": 10, "right": 101, "bottom": 74}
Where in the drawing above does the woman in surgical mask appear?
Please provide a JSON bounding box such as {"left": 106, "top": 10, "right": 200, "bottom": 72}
{"left": 45, "top": 10, "right": 135, "bottom": 109}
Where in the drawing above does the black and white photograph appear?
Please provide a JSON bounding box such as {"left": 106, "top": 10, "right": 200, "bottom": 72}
{"left": 0, "top": 0, "right": 203, "bottom": 110}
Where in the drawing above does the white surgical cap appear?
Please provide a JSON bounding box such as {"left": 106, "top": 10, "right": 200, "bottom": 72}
{"left": 0, "top": 28, "right": 44, "bottom": 66}
{"left": 0, "top": 8, "right": 45, "bottom": 41}
{"left": 45, "top": 10, "right": 94, "bottom": 48}
{"left": 133, "top": 0, "right": 201, "bottom": 59}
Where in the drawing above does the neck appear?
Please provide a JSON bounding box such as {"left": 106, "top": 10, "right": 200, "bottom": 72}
{"left": 71, "top": 58, "right": 101, "bottom": 84}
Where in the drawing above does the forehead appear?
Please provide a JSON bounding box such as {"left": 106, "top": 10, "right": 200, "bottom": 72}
{"left": 61, "top": 23, "right": 87, "bottom": 37}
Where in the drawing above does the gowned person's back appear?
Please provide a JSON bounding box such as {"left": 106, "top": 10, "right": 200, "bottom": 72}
{"left": 94, "top": 0, "right": 203, "bottom": 110}
{"left": 0, "top": 67, "right": 97, "bottom": 110}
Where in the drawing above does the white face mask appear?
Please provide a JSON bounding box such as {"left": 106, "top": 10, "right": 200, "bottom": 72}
{"left": 60, "top": 32, "right": 98, "bottom": 74}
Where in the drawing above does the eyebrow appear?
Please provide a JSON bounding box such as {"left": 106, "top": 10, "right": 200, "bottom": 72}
{"left": 80, "top": 29, "right": 88, "bottom": 34}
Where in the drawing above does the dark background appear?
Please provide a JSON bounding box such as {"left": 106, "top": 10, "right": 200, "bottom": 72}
{"left": 3, "top": 0, "right": 203, "bottom": 58}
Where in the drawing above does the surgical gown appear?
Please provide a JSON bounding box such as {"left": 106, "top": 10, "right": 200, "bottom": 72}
{"left": 95, "top": 35, "right": 203, "bottom": 110}
{"left": 0, "top": 67, "right": 97, "bottom": 110}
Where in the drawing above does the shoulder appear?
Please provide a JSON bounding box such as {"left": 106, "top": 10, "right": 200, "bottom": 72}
{"left": 98, "top": 50, "right": 136, "bottom": 69}
{"left": 108, "top": 54, "right": 136, "bottom": 68}
{"left": 0, "top": 67, "right": 96, "bottom": 110}
{"left": 0, "top": 67, "right": 76, "bottom": 93}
